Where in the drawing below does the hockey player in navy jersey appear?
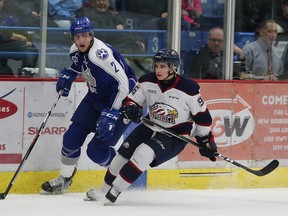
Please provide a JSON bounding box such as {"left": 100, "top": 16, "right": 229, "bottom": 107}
{"left": 85, "top": 48, "right": 217, "bottom": 203}
{"left": 41, "top": 17, "right": 137, "bottom": 194}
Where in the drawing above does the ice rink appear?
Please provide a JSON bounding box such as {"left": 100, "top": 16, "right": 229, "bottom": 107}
{"left": 1, "top": 188, "right": 288, "bottom": 216}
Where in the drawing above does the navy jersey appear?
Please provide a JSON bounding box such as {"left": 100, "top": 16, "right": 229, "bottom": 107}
{"left": 68, "top": 37, "right": 136, "bottom": 110}
{"left": 128, "top": 72, "right": 212, "bottom": 137}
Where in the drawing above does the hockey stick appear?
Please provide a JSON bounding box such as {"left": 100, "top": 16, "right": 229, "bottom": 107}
{"left": 132, "top": 59, "right": 153, "bottom": 74}
{"left": 141, "top": 118, "right": 279, "bottom": 177}
{"left": 0, "top": 90, "right": 63, "bottom": 200}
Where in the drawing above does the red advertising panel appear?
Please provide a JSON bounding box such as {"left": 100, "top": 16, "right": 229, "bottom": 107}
{"left": 0, "top": 87, "right": 23, "bottom": 164}
{"left": 179, "top": 82, "right": 288, "bottom": 162}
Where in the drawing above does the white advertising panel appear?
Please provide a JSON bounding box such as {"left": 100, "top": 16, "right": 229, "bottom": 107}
{"left": 0, "top": 81, "right": 104, "bottom": 171}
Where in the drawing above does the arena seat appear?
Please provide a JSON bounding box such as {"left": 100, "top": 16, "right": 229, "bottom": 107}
{"left": 200, "top": 0, "right": 225, "bottom": 30}
{"left": 234, "top": 32, "right": 256, "bottom": 48}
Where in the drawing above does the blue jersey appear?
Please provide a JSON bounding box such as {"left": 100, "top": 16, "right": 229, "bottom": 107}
{"left": 68, "top": 37, "right": 136, "bottom": 110}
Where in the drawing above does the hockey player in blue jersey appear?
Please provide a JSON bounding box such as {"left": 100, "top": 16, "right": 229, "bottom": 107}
{"left": 85, "top": 48, "right": 218, "bottom": 203}
{"left": 41, "top": 17, "right": 137, "bottom": 194}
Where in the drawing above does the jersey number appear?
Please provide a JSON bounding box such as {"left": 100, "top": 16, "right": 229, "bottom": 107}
{"left": 111, "top": 62, "right": 120, "bottom": 73}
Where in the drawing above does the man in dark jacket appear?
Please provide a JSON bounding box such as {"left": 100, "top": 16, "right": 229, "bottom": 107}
{"left": 0, "top": 0, "right": 38, "bottom": 75}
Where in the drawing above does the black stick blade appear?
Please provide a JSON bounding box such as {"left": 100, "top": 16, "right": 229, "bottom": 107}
{"left": 0, "top": 193, "right": 6, "bottom": 200}
{"left": 249, "top": 159, "right": 279, "bottom": 176}
{"left": 217, "top": 154, "right": 279, "bottom": 177}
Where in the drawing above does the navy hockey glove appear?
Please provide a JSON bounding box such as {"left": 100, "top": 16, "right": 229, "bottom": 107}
{"left": 195, "top": 132, "right": 217, "bottom": 162}
{"left": 95, "top": 108, "right": 120, "bottom": 141}
{"left": 56, "top": 68, "right": 77, "bottom": 97}
{"left": 122, "top": 101, "right": 143, "bottom": 123}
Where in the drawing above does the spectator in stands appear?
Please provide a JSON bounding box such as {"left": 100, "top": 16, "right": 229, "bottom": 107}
{"left": 80, "top": 0, "right": 125, "bottom": 30}
{"left": 0, "top": 1, "right": 38, "bottom": 76}
{"left": 187, "top": 27, "right": 243, "bottom": 79}
{"left": 235, "top": 0, "right": 273, "bottom": 32}
{"left": 6, "top": 0, "right": 61, "bottom": 28}
{"left": 241, "top": 19, "right": 284, "bottom": 80}
{"left": 118, "top": 0, "right": 191, "bottom": 30}
{"left": 118, "top": 0, "right": 168, "bottom": 30}
{"left": 48, "top": 0, "right": 83, "bottom": 28}
{"left": 273, "top": 0, "right": 288, "bottom": 33}
{"left": 78, "top": 0, "right": 145, "bottom": 54}
{"left": 181, "top": 0, "right": 202, "bottom": 29}
{"left": 11, "top": 0, "right": 41, "bottom": 27}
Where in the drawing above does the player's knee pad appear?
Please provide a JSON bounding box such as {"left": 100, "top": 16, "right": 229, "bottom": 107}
{"left": 130, "top": 143, "right": 155, "bottom": 171}
{"left": 87, "top": 146, "right": 116, "bottom": 167}
{"left": 63, "top": 123, "right": 90, "bottom": 150}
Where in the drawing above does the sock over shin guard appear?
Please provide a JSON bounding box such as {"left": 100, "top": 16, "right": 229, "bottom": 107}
{"left": 112, "top": 143, "right": 155, "bottom": 191}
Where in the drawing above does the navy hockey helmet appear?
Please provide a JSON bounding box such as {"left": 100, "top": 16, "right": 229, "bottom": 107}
{"left": 153, "top": 49, "right": 180, "bottom": 67}
{"left": 70, "top": 16, "right": 94, "bottom": 37}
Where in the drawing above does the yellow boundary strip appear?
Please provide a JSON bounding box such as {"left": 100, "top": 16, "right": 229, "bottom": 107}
{"left": 0, "top": 170, "right": 106, "bottom": 194}
{"left": 0, "top": 167, "right": 287, "bottom": 194}
{"left": 147, "top": 167, "right": 288, "bottom": 189}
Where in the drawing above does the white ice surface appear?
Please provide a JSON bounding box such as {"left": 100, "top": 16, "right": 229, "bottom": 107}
{"left": 1, "top": 188, "right": 288, "bottom": 216}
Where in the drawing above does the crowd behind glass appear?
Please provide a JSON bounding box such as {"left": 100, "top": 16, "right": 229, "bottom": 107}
{"left": 0, "top": 0, "right": 287, "bottom": 81}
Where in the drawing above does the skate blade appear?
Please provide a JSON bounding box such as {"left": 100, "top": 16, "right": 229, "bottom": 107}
{"left": 83, "top": 197, "right": 98, "bottom": 201}
{"left": 103, "top": 198, "right": 114, "bottom": 206}
{"left": 83, "top": 197, "right": 110, "bottom": 206}
{"left": 39, "top": 189, "right": 65, "bottom": 195}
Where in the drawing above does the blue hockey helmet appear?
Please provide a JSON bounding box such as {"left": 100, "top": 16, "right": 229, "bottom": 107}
{"left": 153, "top": 49, "right": 180, "bottom": 67}
{"left": 70, "top": 16, "right": 94, "bottom": 36}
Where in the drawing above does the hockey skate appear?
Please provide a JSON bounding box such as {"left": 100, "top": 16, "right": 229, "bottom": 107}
{"left": 105, "top": 186, "right": 121, "bottom": 203}
{"left": 40, "top": 168, "right": 76, "bottom": 195}
{"left": 84, "top": 188, "right": 105, "bottom": 201}
{"left": 84, "top": 182, "right": 110, "bottom": 201}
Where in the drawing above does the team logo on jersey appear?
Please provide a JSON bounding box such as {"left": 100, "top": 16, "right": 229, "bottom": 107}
{"left": 96, "top": 48, "right": 109, "bottom": 60}
{"left": 82, "top": 68, "right": 97, "bottom": 93}
{"left": 149, "top": 102, "right": 178, "bottom": 124}
{"left": 71, "top": 53, "right": 79, "bottom": 65}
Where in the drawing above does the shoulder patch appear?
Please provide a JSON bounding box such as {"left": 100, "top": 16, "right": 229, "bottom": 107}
{"left": 96, "top": 48, "right": 109, "bottom": 60}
